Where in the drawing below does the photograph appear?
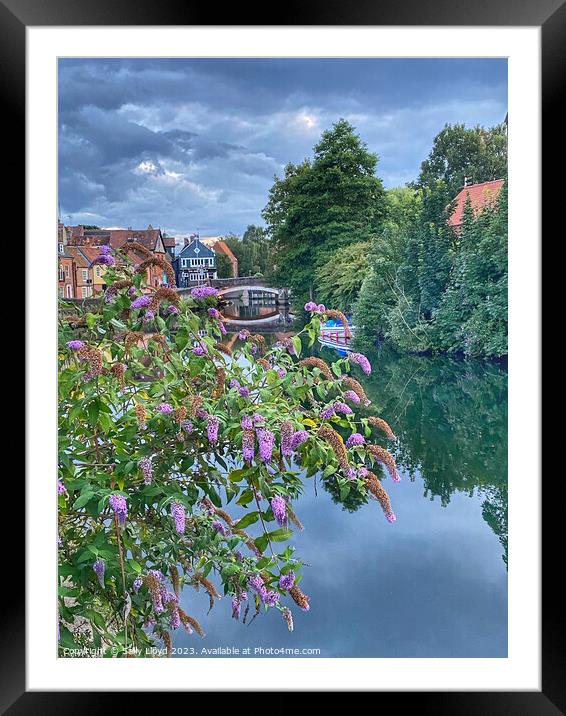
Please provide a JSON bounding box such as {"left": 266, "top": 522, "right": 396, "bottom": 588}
{"left": 56, "top": 56, "right": 510, "bottom": 660}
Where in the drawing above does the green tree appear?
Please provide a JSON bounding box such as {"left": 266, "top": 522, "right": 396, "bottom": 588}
{"left": 263, "top": 120, "right": 387, "bottom": 305}
{"left": 215, "top": 251, "right": 233, "bottom": 279}
{"left": 415, "top": 122, "right": 507, "bottom": 199}
{"left": 315, "top": 241, "right": 371, "bottom": 313}
{"left": 432, "top": 183, "right": 508, "bottom": 357}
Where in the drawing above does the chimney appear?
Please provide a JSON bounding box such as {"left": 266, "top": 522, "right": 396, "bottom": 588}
{"left": 184, "top": 237, "right": 190, "bottom": 246}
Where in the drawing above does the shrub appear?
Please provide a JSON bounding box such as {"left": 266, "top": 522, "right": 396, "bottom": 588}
{"left": 58, "top": 255, "right": 399, "bottom": 657}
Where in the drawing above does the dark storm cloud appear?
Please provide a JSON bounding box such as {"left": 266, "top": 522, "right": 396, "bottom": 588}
{"left": 58, "top": 58, "right": 507, "bottom": 235}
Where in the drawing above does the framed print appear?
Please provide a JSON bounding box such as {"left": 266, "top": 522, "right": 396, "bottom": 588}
{"left": 10, "top": 0, "right": 555, "bottom": 708}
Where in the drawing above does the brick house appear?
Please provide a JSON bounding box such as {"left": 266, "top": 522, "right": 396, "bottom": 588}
{"left": 66, "top": 224, "right": 173, "bottom": 288}
{"left": 65, "top": 246, "right": 95, "bottom": 298}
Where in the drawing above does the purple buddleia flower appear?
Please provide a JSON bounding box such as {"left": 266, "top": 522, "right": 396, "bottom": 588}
{"left": 290, "top": 430, "right": 309, "bottom": 450}
{"left": 386, "top": 511, "right": 397, "bottom": 523}
{"left": 347, "top": 468, "right": 357, "bottom": 479}
{"left": 131, "top": 295, "right": 152, "bottom": 309}
{"left": 241, "top": 415, "right": 253, "bottom": 430}
{"left": 304, "top": 301, "right": 317, "bottom": 312}
{"left": 251, "top": 343, "right": 258, "bottom": 354}
{"left": 334, "top": 401, "right": 353, "bottom": 415}
{"left": 207, "top": 415, "right": 220, "bottom": 443}
{"left": 208, "top": 307, "right": 221, "bottom": 319}
{"left": 212, "top": 519, "right": 229, "bottom": 537}
{"left": 171, "top": 501, "right": 186, "bottom": 534}
{"left": 253, "top": 413, "right": 264, "bottom": 426}
{"left": 238, "top": 386, "right": 250, "bottom": 398}
{"left": 248, "top": 573, "right": 266, "bottom": 594}
{"left": 108, "top": 494, "right": 128, "bottom": 526}
{"left": 66, "top": 340, "right": 84, "bottom": 350}
{"left": 99, "top": 245, "right": 111, "bottom": 255}
{"left": 157, "top": 403, "right": 173, "bottom": 414}
{"left": 263, "top": 590, "right": 280, "bottom": 607}
{"left": 144, "top": 617, "right": 156, "bottom": 629}
{"left": 242, "top": 429, "right": 255, "bottom": 461}
{"left": 280, "top": 421, "right": 294, "bottom": 457}
{"left": 93, "top": 559, "right": 105, "bottom": 588}
{"left": 196, "top": 408, "right": 208, "bottom": 420}
{"left": 349, "top": 352, "right": 372, "bottom": 375}
{"left": 192, "top": 344, "right": 207, "bottom": 356}
{"left": 343, "top": 390, "right": 361, "bottom": 405}
{"left": 257, "top": 428, "right": 274, "bottom": 462}
{"left": 91, "top": 254, "right": 116, "bottom": 266}
{"left": 231, "top": 595, "right": 242, "bottom": 620}
{"left": 57, "top": 480, "right": 67, "bottom": 495}
{"left": 139, "top": 456, "right": 153, "bottom": 485}
{"left": 133, "top": 577, "right": 143, "bottom": 593}
{"left": 219, "top": 322, "right": 227, "bottom": 335}
{"left": 271, "top": 495, "right": 287, "bottom": 527}
{"left": 229, "top": 379, "right": 241, "bottom": 389}
{"left": 191, "top": 286, "right": 219, "bottom": 299}
{"left": 276, "top": 367, "right": 287, "bottom": 379}
{"left": 170, "top": 606, "right": 181, "bottom": 630}
{"left": 167, "top": 305, "right": 179, "bottom": 315}
{"left": 238, "top": 331, "right": 248, "bottom": 341}
{"left": 320, "top": 405, "right": 335, "bottom": 420}
{"left": 358, "top": 466, "right": 369, "bottom": 478}
{"left": 104, "top": 292, "right": 115, "bottom": 304}
{"left": 128, "top": 286, "right": 136, "bottom": 297}
{"left": 144, "top": 311, "right": 155, "bottom": 321}
{"left": 317, "top": 304, "right": 326, "bottom": 313}
{"left": 181, "top": 420, "right": 193, "bottom": 434}
{"left": 346, "top": 433, "right": 365, "bottom": 448}
{"left": 279, "top": 571, "right": 296, "bottom": 591}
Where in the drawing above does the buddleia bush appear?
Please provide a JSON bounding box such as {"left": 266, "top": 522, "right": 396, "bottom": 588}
{"left": 58, "top": 249, "right": 401, "bottom": 657}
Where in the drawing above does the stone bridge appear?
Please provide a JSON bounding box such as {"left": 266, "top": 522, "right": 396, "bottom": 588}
{"left": 178, "top": 276, "right": 290, "bottom": 302}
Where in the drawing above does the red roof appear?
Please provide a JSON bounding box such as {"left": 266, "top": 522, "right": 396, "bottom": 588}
{"left": 448, "top": 180, "right": 504, "bottom": 228}
{"left": 212, "top": 240, "right": 238, "bottom": 264}
{"left": 162, "top": 236, "right": 176, "bottom": 248}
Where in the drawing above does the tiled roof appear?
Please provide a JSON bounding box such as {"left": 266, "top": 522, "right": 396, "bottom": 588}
{"left": 65, "top": 246, "right": 91, "bottom": 268}
{"left": 212, "top": 240, "right": 238, "bottom": 264}
{"left": 178, "top": 238, "right": 216, "bottom": 259}
{"left": 162, "top": 236, "right": 176, "bottom": 248}
{"left": 448, "top": 180, "right": 504, "bottom": 228}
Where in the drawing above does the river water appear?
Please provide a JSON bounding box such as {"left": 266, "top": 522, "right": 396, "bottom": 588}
{"left": 175, "top": 293, "right": 508, "bottom": 658}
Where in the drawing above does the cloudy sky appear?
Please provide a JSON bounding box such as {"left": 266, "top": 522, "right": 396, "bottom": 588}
{"left": 58, "top": 58, "right": 507, "bottom": 237}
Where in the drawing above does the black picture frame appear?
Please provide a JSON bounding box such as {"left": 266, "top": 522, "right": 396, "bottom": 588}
{"left": 11, "top": 0, "right": 554, "bottom": 709}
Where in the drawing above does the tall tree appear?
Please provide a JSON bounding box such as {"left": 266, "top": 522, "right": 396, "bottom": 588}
{"left": 263, "top": 120, "right": 387, "bottom": 304}
{"left": 415, "top": 122, "right": 507, "bottom": 199}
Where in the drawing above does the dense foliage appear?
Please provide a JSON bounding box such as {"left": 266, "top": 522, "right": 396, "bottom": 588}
{"left": 263, "top": 120, "right": 387, "bottom": 307}
{"left": 354, "top": 124, "right": 508, "bottom": 358}
{"left": 223, "top": 225, "right": 275, "bottom": 278}
{"left": 58, "top": 254, "right": 401, "bottom": 657}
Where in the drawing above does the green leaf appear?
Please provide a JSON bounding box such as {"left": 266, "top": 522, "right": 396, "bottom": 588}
{"left": 233, "top": 511, "right": 260, "bottom": 530}
{"left": 291, "top": 335, "right": 302, "bottom": 358}
{"left": 73, "top": 492, "right": 95, "bottom": 510}
{"left": 175, "top": 328, "right": 189, "bottom": 351}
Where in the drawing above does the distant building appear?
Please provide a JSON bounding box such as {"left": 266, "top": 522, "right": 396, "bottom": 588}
{"left": 173, "top": 236, "right": 217, "bottom": 287}
{"left": 66, "top": 224, "right": 172, "bottom": 287}
{"left": 162, "top": 235, "right": 177, "bottom": 262}
{"left": 58, "top": 222, "right": 75, "bottom": 298}
{"left": 201, "top": 236, "right": 238, "bottom": 278}
{"left": 447, "top": 179, "right": 505, "bottom": 233}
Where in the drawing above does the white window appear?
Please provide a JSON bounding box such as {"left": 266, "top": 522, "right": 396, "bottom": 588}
{"left": 81, "top": 286, "right": 92, "bottom": 298}
{"left": 59, "top": 267, "right": 65, "bottom": 281}
{"left": 64, "top": 264, "right": 70, "bottom": 277}
{"left": 66, "top": 285, "right": 73, "bottom": 298}
{"left": 82, "top": 269, "right": 89, "bottom": 282}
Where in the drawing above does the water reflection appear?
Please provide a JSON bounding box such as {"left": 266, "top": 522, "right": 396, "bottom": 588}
{"left": 173, "top": 336, "right": 507, "bottom": 657}
{"left": 221, "top": 289, "right": 293, "bottom": 329}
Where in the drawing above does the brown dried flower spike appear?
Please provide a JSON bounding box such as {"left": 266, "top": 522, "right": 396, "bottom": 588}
{"left": 298, "top": 356, "right": 334, "bottom": 381}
